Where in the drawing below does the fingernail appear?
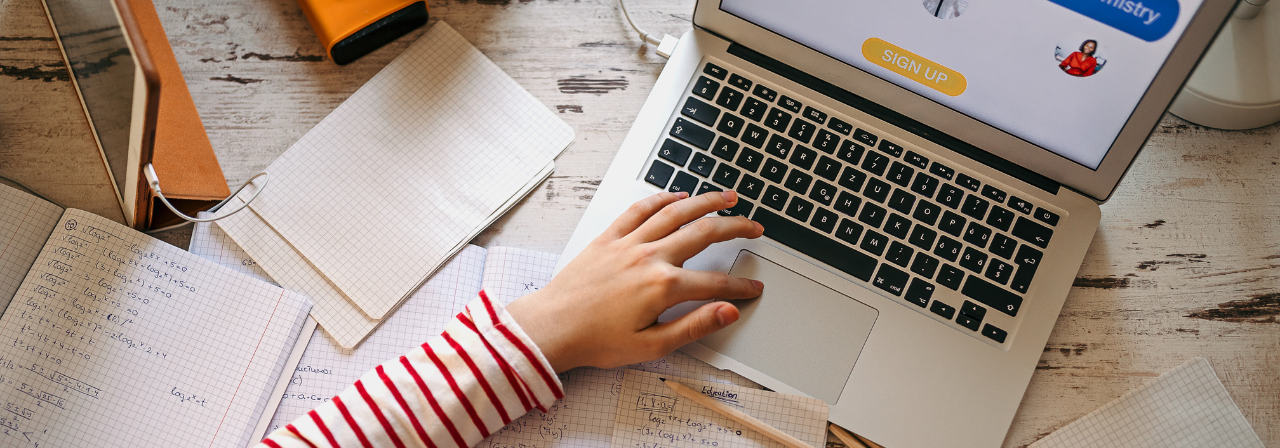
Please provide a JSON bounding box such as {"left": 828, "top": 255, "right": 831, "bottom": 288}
{"left": 716, "top": 304, "right": 738, "bottom": 327}
{"left": 753, "top": 221, "right": 764, "bottom": 233}
{"left": 751, "top": 279, "right": 764, "bottom": 292}
{"left": 675, "top": 191, "right": 689, "bottom": 199}
{"left": 719, "top": 190, "right": 737, "bottom": 204}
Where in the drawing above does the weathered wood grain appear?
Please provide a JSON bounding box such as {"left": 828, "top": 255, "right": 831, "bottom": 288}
{"left": 1, "top": 0, "right": 1276, "bottom": 446}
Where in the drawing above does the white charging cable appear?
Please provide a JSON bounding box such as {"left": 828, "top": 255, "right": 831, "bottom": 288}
{"left": 619, "top": 0, "right": 680, "bottom": 58}
{"left": 144, "top": 163, "right": 268, "bottom": 232}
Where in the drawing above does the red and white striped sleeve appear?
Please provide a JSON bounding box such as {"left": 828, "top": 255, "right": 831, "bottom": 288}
{"left": 258, "top": 290, "right": 564, "bottom": 448}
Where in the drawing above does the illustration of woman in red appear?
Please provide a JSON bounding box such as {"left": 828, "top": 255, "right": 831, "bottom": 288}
{"left": 1059, "top": 39, "right": 1098, "bottom": 77}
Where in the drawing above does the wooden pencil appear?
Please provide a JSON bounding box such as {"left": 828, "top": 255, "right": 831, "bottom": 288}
{"left": 661, "top": 378, "right": 813, "bottom": 448}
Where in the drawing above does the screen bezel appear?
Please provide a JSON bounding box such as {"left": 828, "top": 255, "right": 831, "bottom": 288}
{"left": 694, "top": 0, "right": 1236, "bottom": 201}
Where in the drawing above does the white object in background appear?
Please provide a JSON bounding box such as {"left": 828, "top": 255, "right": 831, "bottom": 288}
{"left": 1030, "top": 357, "right": 1264, "bottom": 448}
{"left": 1169, "top": 0, "right": 1280, "bottom": 130}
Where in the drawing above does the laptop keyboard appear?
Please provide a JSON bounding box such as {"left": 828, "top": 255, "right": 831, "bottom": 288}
{"left": 643, "top": 60, "right": 1066, "bottom": 346}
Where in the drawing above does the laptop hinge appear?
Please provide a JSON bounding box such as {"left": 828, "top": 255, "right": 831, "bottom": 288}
{"left": 726, "top": 43, "right": 1061, "bottom": 195}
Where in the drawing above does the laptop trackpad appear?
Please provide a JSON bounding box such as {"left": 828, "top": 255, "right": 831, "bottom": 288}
{"left": 699, "top": 250, "right": 878, "bottom": 404}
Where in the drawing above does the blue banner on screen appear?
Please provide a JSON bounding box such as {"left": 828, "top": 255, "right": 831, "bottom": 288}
{"left": 1047, "top": 0, "right": 1180, "bottom": 41}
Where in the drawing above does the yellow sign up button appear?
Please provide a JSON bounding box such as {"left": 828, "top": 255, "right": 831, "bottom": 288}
{"left": 863, "top": 38, "right": 966, "bottom": 97}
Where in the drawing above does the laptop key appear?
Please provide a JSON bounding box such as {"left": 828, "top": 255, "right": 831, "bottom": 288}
{"left": 960, "top": 301, "right": 986, "bottom": 320}
{"left": 986, "top": 205, "right": 1014, "bottom": 231}
{"left": 765, "top": 134, "right": 793, "bottom": 159}
{"left": 1008, "top": 196, "right": 1034, "bottom": 214}
{"left": 779, "top": 95, "right": 803, "bottom": 113}
{"left": 786, "top": 197, "right": 814, "bottom": 222}
{"left": 1010, "top": 245, "right": 1043, "bottom": 294}
{"left": 938, "top": 211, "right": 967, "bottom": 237}
{"left": 929, "top": 162, "right": 955, "bottom": 180}
{"left": 761, "top": 185, "right": 789, "bottom": 210}
{"left": 957, "top": 314, "right": 981, "bottom": 331}
{"left": 872, "top": 264, "right": 909, "bottom": 296}
{"left": 710, "top": 136, "right": 740, "bottom": 161}
{"left": 962, "top": 276, "right": 1023, "bottom": 316}
{"left": 681, "top": 97, "right": 719, "bottom": 126}
{"left": 981, "top": 324, "right": 1007, "bottom": 343}
{"left": 761, "top": 158, "right": 788, "bottom": 183}
{"left": 886, "top": 161, "right": 915, "bottom": 187}
{"left": 938, "top": 264, "right": 964, "bottom": 290}
{"left": 937, "top": 184, "right": 965, "bottom": 209}
{"left": 713, "top": 164, "right": 741, "bottom": 188}
{"left": 696, "top": 181, "right": 722, "bottom": 195}
{"left": 839, "top": 166, "right": 868, "bottom": 192}
{"left": 715, "top": 87, "right": 744, "bottom": 112}
{"left": 861, "top": 151, "right": 890, "bottom": 176}
{"left": 858, "top": 203, "right": 887, "bottom": 228}
{"left": 803, "top": 106, "right": 827, "bottom": 124}
{"left": 784, "top": 170, "right": 813, "bottom": 195}
{"left": 765, "top": 108, "right": 792, "bottom": 133}
{"left": 904, "top": 279, "right": 934, "bottom": 307}
{"left": 913, "top": 200, "right": 941, "bottom": 226}
{"left": 658, "top": 139, "right": 692, "bottom": 166}
{"left": 742, "top": 123, "right": 769, "bottom": 148}
{"left": 814, "top": 156, "right": 841, "bottom": 181}
{"left": 910, "top": 252, "right": 939, "bottom": 278}
{"left": 689, "top": 153, "right": 716, "bottom": 177}
{"left": 878, "top": 140, "right": 903, "bottom": 158}
{"left": 828, "top": 117, "right": 853, "bottom": 135}
{"left": 963, "top": 222, "right": 992, "bottom": 248}
{"left": 853, "top": 128, "right": 878, "bottom": 147}
{"left": 645, "top": 160, "right": 674, "bottom": 188}
{"left": 955, "top": 173, "right": 981, "bottom": 191}
{"left": 835, "top": 218, "right": 864, "bottom": 244}
{"left": 904, "top": 151, "right": 929, "bottom": 170}
{"left": 812, "top": 130, "right": 839, "bottom": 154}
{"left": 728, "top": 73, "right": 752, "bottom": 91}
{"left": 736, "top": 175, "right": 765, "bottom": 200}
{"left": 838, "top": 140, "right": 865, "bottom": 165}
{"left": 691, "top": 76, "right": 719, "bottom": 100}
{"left": 884, "top": 214, "right": 911, "bottom": 239}
{"left": 886, "top": 241, "right": 914, "bottom": 267}
{"left": 910, "top": 173, "right": 939, "bottom": 198}
{"left": 752, "top": 208, "right": 876, "bottom": 282}
{"left": 934, "top": 236, "right": 963, "bottom": 262}
{"left": 887, "top": 189, "right": 915, "bottom": 214}
{"left": 752, "top": 84, "right": 777, "bottom": 101}
{"left": 1012, "top": 217, "right": 1053, "bottom": 248}
{"left": 735, "top": 148, "right": 764, "bottom": 172}
{"left": 961, "top": 195, "right": 990, "bottom": 220}
{"left": 703, "top": 63, "right": 727, "bottom": 80}
{"left": 864, "top": 178, "right": 891, "bottom": 203}
{"left": 989, "top": 233, "right": 1017, "bottom": 259}
{"left": 981, "top": 185, "right": 1007, "bottom": 204}
{"left": 908, "top": 225, "right": 937, "bottom": 251}
{"left": 1034, "top": 207, "right": 1061, "bottom": 226}
{"left": 741, "top": 97, "right": 768, "bottom": 122}
{"left": 985, "top": 259, "right": 1013, "bottom": 285}
{"left": 811, "top": 207, "right": 838, "bottom": 233}
{"left": 959, "top": 248, "right": 988, "bottom": 273}
{"left": 671, "top": 118, "right": 714, "bottom": 149}
{"left": 668, "top": 171, "right": 698, "bottom": 194}
{"left": 789, "top": 145, "right": 817, "bottom": 170}
{"left": 860, "top": 230, "right": 889, "bottom": 256}
{"left": 788, "top": 119, "right": 816, "bottom": 144}
{"left": 716, "top": 113, "right": 744, "bottom": 138}
{"left": 718, "top": 199, "right": 754, "bottom": 218}
{"left": 834, "top": 191, "right": 862, "bottom": 217}
{"left": 930, "top": 301, "right": 956, "bottom": 319}
{"left": 809, "top": 180, "right": 837, "bottom": 205}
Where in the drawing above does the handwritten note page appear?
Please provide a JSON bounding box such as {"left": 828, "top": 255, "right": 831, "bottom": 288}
{"left": 0, "top": 210, "right": 312, "bottom": 447}
{"left": 189, "top": 213, "right": 274, "bottom": 285}
{"left": 0, "top": 184, "right": 64, "bottom": 311}
{"left": 610, "top": 370, "right": 829, "bottom": 448}
{"left": 242, "top": 21, "right": 574, "bottom": 320}
{"left": 265, "top": 245, "right": 489, "bottom": 432}
{"left": 1030, "top": 357, "right": 1264, "bottom": 448}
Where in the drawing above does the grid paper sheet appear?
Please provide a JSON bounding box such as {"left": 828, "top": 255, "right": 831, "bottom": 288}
{"left": 610, "top": 370, "right": 829, "bottom": 448}
{"left": 218, "top": 205, "right": 382, "bottom": 348}
{"left": 241, "top": 20, "right": 574, "bottom": 321}
{"left": 1030, "top": 357, "right": 1264, "bottom": 448}
{"left": 190, "top": 212, "right": 274, "bottom": 285}
{"left": 0, "top": 210, "right": 312, "bottom": 448}
{"left": 0, "top": 184, "right": 64, "bottom": 311}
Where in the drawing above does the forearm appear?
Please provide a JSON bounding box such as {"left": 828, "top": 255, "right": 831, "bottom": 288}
{"left": 259, "top": 291, "right": 563, "bottom": 448}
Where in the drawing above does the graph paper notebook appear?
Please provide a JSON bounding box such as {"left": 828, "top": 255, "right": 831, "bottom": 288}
{"left": 0, "top": 184, "right": 313, "bottom": 447}
{"left": 1030, "top": 357, "right": 1264, "bottom": 448}
{"left": 610, "top": 370, "right": 829, "bottom": 448}
{"left": 226, "top": 20, "right": 574, "bottom": 322}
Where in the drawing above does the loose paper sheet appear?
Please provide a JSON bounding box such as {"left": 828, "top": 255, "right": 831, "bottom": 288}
{"left": 0, "top": 184, "right": 64, "bottom": 310}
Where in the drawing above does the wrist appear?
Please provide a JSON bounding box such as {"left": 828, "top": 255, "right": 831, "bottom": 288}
{"left": 505, "top": 291, "right": 577, "bottom": 372}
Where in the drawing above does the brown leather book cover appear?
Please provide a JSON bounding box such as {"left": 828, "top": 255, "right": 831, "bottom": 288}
{"left": 125, "top": 0, "right": 230, "bottom": 229}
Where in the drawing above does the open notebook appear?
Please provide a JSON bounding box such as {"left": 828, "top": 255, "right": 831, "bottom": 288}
{"left": 221, "top": 20, "right": 575, "bottom": 335}
{"left": 0, "top": 184, "right": 312, "bottom": 447}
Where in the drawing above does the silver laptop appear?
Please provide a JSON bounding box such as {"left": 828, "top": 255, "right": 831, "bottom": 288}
{"left": 557, "top": 1, "right": 1235, "bottom": 446}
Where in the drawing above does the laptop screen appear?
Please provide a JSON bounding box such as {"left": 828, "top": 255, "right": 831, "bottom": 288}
{"left": 720, "top": 0, "right": 1202, "bottom": 170}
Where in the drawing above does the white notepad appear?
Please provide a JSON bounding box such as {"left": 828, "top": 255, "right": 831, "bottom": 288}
{"left": 1030, "top": 357, "right": 1264, "bottom": 448}
{"left": 230, "top": 21, "right": 574, "bottom": 323}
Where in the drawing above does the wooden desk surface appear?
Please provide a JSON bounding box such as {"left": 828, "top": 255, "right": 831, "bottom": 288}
{"left": 2, "top": 0, "right": 1276, "bottom": 446}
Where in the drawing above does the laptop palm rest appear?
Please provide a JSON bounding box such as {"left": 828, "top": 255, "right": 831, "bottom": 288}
{"left": 699, "top": 250, "right": 878, "bottom": 404}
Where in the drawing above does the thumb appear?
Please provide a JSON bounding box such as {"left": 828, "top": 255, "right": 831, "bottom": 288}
{"left": 647, "top": 302, "right": 740, "bottom": 353}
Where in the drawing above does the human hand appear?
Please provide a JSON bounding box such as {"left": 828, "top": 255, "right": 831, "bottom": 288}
{"left": 506, "top": 191, "right": 765, "bottom": 372}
